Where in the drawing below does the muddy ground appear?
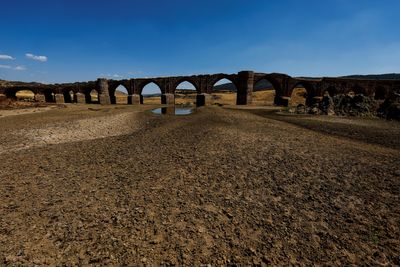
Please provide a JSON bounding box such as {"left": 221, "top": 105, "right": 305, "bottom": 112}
{"left": 0, "top": 104, "right": 399, "bottom": 266}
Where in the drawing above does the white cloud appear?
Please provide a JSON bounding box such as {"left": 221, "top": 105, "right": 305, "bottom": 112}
{"left": 127, "top": 71, "right": 144, "bottom": 76}
{"left": 0, "top": 64, "right": 27, "bottom": 71}
{"left": 0, "top": 54, "right": 14, "bottom": 60}
{"left": 15, "top": 65, "right": 26, "bottom": 71}
{"left": 99, "top": 73, "right": 123, "bottom": 78}
{"left": 25, "top": 53, "right": 47, "bottom": 62}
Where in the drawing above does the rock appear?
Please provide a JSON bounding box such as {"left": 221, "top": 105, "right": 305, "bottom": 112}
{"left": 308, "top": 104, "right": 320, "bottom": 115}
{"left": 0, "top": 94, "right": 7, "bottom": 103}
{"left": 320, "top": 94, "right": 335, "bottom": 115}
{"left": 296, "top": 104, "right": 306, "bottom": 114}
{"left": 296, "top": 93, "right": 394, "bottom": 118}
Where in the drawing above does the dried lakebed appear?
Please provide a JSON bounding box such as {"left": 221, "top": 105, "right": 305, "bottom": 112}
{"left": 0, "top": 105, "right": 399, "bottom": 266}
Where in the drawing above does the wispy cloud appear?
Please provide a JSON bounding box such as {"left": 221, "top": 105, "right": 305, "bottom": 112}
{"left": 0, "top": 54, "right": 14, "bottom": 60}
{"left": 15, "top": 65, "right": 27, "bottom": 71}
{"left": 100, "top": 73, "right": 123, "bottom": 78}
{"left": 25, "top": 53, "right": 47, "bottom": 62}
{"left": 0, "top": 64, "right": 27, "bottom": 71}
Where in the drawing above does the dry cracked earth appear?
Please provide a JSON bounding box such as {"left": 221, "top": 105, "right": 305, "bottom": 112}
{"left": 0, "top": 104, "right": 399, "bottom": 266}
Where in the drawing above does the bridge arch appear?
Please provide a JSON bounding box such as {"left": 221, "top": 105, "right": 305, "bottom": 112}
{"left": 289, "top": 82, "right": 316, "bottom": 106}
{"left": 140, "top": 81, "right": 162, "bottom": 104}
{"left": 210, "top": 77, "right": 237, "bottom": 105}
{"left": 172, "top": 78, "right": 200, "bottom": 93}
{"left": 43, "top": 88, "right": 55, "bottom": 102}
{"left": 15, "top": 89, "right": 35, "bottom": 101}
{"left": 63, "top": 89, "right": 76, "bottom": 103}
{"left": 4, "top": 88, "right": 34, "bottom": 100}
{"left": 137, "top": 80, "right": 164, "bottom": 95}
{"left": 84, "top": 88, "right": 100, "bottom": 104}
{"left": 107, "top": 84, "right": 127, "bottom": 104}
{"left": 208, "top": 75, "right": 238, "bottom": 92}
{"left": 253, "top": 76, "right": 282, "bottom": 105}
{"left": 174, "top": 80, "right": 198, "bottom": 106}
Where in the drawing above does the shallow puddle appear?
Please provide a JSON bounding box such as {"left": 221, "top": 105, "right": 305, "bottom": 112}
{"left": 152, "top": 107, "right": 195, "bottom": 115}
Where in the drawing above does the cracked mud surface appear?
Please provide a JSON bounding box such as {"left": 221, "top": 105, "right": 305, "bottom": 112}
{"left": 0, "top": 105, "right": 399, "bottom": 266}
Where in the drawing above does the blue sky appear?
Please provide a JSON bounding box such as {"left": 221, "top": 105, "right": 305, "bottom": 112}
{"left": 1, "top": 0, "right": 399, "bottom": 87}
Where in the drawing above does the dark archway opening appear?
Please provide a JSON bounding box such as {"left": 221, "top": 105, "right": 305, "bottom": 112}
{"left": 63, "top": 90, "right": 75, "bottom": 103}
{"left": 5, "top": 89, "right": 17, "bottom": 100}
{"left": 211, "top": 78, "right": 237, "bottom": 105}
{"left": 374, "top": 87, "right": 386, "bottom": 100}
{"left": 253, "top": 78, "right": 276, "bottom": 106}
{"left": 85, "top": 89, "right": 99, "bottom": 104}
{"left": 175, "top": 81, "right": 197, "bottom": 107}
{"left": 141, "top": 82, "right": 161, "bottom": 104}
{"left": 44, "top": 89, "right": 55, "bottom": 103}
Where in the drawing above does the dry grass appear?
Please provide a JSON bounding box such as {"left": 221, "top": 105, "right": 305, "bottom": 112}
{"left": 114, "top": 91, "right": 127, "bottom": 104}
{"left": 210, "top": 92, "right": 236, "bottom": 105}
{"left": 90, "top": 93, "right": 98, "bottom": 102}
{"left": 251, "top": 90, "right": 276, "bottom": 106}
{"left": 175, "top": 93, "right": 197, "bottom": 105}
{"left": 15, "top": 90, "right": 35, "bottom": 100}
{"left": 141, "top": 96, "right": 161, "bottom": 105}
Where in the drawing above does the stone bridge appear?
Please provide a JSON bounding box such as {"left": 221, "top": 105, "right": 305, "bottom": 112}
{"left": 1, "top": 71, "right": 399, "bottom": 106}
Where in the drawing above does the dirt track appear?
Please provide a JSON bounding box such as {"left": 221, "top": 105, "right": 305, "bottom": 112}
{"left": 0, "top": 105, "right": 399, "bottom": 266}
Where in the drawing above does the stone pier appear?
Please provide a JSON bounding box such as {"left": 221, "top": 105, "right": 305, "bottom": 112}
{"left": 196, "top": 93, "right": 212, "bottom": 106}
{"left": 129, "top": 94, "right": 141, "bottom": 105}
{"left": 236, "top": 71, "right": 254, "bottom": 105}
{"left": 97, "top": 79, "right": 111, "bottom": 105}
{"left": 161, "top": 94, "right": 175, "bottom": 105}
{"left": 34, "top": 94, "right": 46, "bottom": 102}
{"left": 55, "top": 94, "right": 65, "bottom": 103}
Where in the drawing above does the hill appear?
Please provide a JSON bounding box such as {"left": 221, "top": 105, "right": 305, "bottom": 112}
{"left": 341, "top": 73, "right": 400, "bottom": 80}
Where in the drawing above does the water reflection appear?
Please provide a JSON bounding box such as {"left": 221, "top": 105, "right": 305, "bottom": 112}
{"left": 152, "top": 107, "right": 195, "bottom": 115}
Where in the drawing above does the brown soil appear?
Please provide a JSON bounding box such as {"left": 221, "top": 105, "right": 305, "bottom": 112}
{"left": 0, "top": 105, "right": 399, "bottom": 266}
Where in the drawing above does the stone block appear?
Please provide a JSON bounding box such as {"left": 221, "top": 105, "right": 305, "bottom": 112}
{"left": 34, "top": 94, "right": 46, "bottom": 102}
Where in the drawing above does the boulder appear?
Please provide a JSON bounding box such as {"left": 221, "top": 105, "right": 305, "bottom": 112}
{"left": 296, "top": 104, "right": 306, "bottom": 114}
{"left": 296, "top": 93, "right": 393, "bottom": 119}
